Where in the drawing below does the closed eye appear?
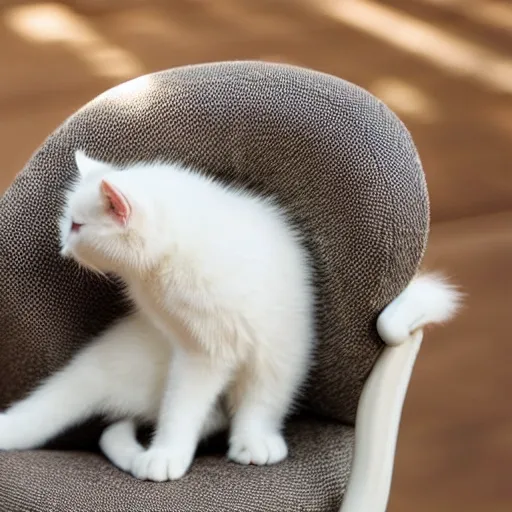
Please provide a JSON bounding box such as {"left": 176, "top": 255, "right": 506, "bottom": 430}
{"left": 71, "top": 221, "right": 83, "bottom": 232}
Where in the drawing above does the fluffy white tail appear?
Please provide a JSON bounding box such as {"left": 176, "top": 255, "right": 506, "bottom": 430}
{"left": 377, "top": 273, "right": 462, "bottom": 346}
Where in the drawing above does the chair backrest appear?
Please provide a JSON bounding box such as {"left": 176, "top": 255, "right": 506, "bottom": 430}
{"left": 0, "top": 62, "right": 429, "bottom": 433}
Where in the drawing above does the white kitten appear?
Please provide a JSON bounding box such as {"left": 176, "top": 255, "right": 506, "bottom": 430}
{"left": 0, "top": 151, "right": 315, "bottom": 482}
{"left": 0, "top": 152, "right": 461, "bottom": 482}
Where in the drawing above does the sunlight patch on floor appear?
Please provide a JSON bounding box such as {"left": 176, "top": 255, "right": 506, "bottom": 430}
{"left": 418, "top": 0, "right": 512, "bottom": 31}
{"left": 317, "top": 0, "right": 512, "bottom": 95}
{"left": 369, "top": 77, "right": 440, "bottom": 123}
{"left": 4, "top": 2, "right": 145, "bottom": 79}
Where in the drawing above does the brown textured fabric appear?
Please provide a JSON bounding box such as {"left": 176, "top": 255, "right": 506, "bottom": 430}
{"left": 0, "top": 61, "right": 428, "bottom": 509}
{"left": 0, "top": 419, "right": 354, "bottom": 512}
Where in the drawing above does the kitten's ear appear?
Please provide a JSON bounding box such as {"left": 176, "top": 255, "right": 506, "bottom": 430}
{"left": 74, "top": 150, "right": 113, "bottom": 179}
{"left": 100, "top": 180, "right": 131, "bottom": 226}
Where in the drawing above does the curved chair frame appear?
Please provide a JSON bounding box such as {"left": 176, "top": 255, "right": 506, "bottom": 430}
{"left": 341, "top": 297, "right": 423, "bottom": 511}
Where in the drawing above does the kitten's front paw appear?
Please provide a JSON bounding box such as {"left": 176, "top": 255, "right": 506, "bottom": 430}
{"left": 228, "top": 431, "right": 288, "bottom": 465}
{"left": 130, "top": 447, "right": 193, "bottom": 482}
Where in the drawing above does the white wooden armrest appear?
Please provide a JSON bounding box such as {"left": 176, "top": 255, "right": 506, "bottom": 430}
{"left": 340, "top": 331, "right": 423, "bottom": 512}
{"left": 340, "top": 272, "right": 460, "bottom": 510}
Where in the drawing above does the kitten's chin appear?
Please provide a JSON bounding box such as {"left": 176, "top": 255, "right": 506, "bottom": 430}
{"left": 68, "top": 248, "right": 118, "bottom": 276}
{"left": 61, "top": 241, "right": 124, "bottom": 276}
{"left": 60, "top": 246, "right": 92, "bottom": 270}
{"left": 59, "top": 245, "right": 71, "bottom": 259}
{"left": 60, "top": 244, "right": 83, "bottom": 265}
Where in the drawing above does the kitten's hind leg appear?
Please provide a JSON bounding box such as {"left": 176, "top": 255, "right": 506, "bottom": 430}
{"left": 0, "top": 311, "right": 165, "bottom": 452}
{"left": 0, "top": 345, "right": 112, "bottom": 451}
{"left": 100, "top": 420, "right": 144, "bottom": 472}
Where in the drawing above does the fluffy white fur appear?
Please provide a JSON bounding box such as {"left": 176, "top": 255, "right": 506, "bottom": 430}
{"left": 0, "top": 152, "right": 461, "bottom": 482}
{"left": 0, "top": 152, "right": 315, "bottom": 481}
{"left": 377, "top": 273, "right": 462, "bottom": 346}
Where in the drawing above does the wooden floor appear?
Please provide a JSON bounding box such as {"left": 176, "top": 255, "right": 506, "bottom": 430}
{"left": 0, "top": 1, "right": 511, "bottom": 510}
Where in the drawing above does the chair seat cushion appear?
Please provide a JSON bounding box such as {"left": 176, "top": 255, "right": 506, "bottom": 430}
{"left": 0, "top": 419, "right": 353, "bottom": 512}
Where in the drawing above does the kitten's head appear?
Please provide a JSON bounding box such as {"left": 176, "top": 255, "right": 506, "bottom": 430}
{"left": 60, "top": 151, "right": 158, "bottom": 275}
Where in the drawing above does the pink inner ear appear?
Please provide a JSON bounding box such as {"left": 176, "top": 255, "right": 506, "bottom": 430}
{"left": 100, "top": 180, "right": 131, "bottom": 226}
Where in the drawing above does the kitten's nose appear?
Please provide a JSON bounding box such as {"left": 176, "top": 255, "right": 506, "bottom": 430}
{"left": 71, "top": 221, "right": 83, "bottom": 233}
